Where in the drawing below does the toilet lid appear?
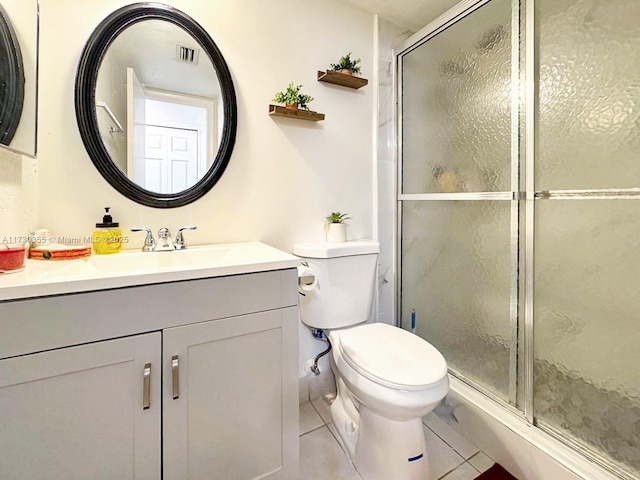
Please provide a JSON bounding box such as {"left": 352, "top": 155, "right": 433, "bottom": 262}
{"left": 337, "top": 323, "right": 447, "bottom": 391}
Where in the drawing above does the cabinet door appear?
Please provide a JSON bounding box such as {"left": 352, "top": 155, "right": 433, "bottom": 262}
{"left": 0, "top": 333, "right": 161, "bottom": 480}
{"left": 163, "top": 308, "right": 299, "bottom": 480}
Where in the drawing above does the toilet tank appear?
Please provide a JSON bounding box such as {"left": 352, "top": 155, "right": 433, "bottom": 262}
{"left": 293, "top": 240, "right": 379, "bottom": 329}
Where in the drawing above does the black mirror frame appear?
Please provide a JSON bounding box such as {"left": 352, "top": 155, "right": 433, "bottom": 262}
{"left": 0, "top": 4, "right": 25, "bottom": 147}
{"left": 75, "top": 2, "right": 237, "bottom": 208}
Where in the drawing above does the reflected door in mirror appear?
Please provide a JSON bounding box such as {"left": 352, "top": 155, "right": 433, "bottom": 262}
{"left": 96, "top": 20, "right": 221, "bottom": 193}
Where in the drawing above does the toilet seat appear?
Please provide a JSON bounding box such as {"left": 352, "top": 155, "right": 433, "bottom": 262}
{"left": 335, "top": 323, "right": 448, "bottom": 392}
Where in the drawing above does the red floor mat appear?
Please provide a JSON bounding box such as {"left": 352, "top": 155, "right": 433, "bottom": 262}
{"left": 474, "top": 463, "right": 519, "bottom": 480}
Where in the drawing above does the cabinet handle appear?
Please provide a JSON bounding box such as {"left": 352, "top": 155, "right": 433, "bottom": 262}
{"left": 143, "top": 363, "right": 151, "bottom": 410}
{"left": 172, "top": 355, "right": 180, "bottom": 400}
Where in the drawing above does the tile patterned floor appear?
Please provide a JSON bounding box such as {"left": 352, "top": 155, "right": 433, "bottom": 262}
{"left": 299, "top": 396, "right": 495, "bottom": 480}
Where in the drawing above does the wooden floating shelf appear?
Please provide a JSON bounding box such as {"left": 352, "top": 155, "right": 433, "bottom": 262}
{"left": 268, "top": 104, "right": 325, "bottom": 122}
{"left": 317, "top": 70, "right": 368, "bottom": 89}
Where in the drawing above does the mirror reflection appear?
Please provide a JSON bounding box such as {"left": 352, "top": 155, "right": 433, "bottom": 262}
{"left": 0, "top": 0, "right": 37, "bottom": 157}
{"left": 75, "top": 3, "right": 237, "bottom": 208}
{"left": 96, "top": 20, "right": 222, "bottom": 194}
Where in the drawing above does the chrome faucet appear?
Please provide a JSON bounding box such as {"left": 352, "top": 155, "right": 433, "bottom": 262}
{"left": 131, "top": 227, "right": 156, "bottom": 252}
{"left": 174, "top": 225, "right": 197, "bottom": 250}
{"left": 131, "top": 225, "right": 197, "bottom": 251}
{"left": 155, "top": 227, "right": 175, "bottom": 251}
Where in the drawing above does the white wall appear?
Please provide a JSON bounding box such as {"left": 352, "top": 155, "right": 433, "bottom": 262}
{"left": 37, "top": 0, "right": 374, "bottom": 251}
{"left": 0, "top": 149, "right": 37, "bottom": 237}
{"left": 2, "top": 0, "right": 377, "bottom": 399}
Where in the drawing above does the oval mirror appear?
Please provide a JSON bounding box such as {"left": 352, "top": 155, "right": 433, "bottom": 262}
{"left": 75, "top": 3, "right": 237, "bottom": 208}
{"left": 0, "top": 2, "right": 25, "bottom": 152}
{"left": 0, "top": 0, "right": 38, "bottom": 157}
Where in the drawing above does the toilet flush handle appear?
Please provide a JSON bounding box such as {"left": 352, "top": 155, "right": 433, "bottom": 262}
{"left": 297, "top": 261, "right": 316, "bottom": 295}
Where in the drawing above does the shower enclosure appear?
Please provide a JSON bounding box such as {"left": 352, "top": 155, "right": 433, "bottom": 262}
{"left": 397, "top": 0, "right": 640, "bottom": 478}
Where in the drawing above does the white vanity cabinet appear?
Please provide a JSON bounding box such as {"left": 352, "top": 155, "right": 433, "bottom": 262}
{"left": 163, "top": 309, "right": 298, "bottom": 480}
{"left": 0, "top": 333, "right": 162, "bottom": 480}
{"left": 0, "top": 268, "right": 299, "bottom": 480}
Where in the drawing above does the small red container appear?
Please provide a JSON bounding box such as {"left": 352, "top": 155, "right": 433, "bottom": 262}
{"left": 0, "top": 244, "right": 28, "bottom": 272}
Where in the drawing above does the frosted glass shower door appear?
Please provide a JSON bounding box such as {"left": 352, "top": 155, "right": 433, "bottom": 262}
{"left": 398, "top": 0, "right": 640, "bottom": 476}
{"left": 401, "top": 201, "right": 514, "bottom": 398}
{"left": 533, "top": 0, "right": 640, "bottom": 476}
{"left": 399, "top": 0, "right": 520, "bottom": 403}
{"left": 534, "top": 201, "right": 640, "bottom": 475}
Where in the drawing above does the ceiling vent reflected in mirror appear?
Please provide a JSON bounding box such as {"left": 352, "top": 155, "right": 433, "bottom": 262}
{"left": 176, "top": 44, "right": 199, "bottom": 65}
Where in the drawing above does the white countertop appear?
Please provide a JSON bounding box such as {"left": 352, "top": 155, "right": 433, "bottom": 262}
{"left": 0, "top": 242, "right": 300, "bottom": 302}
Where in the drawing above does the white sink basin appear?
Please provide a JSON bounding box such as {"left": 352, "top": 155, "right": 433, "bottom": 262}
{"left": 87, "top": 244, "right": 239, "bottom": 274}
{"left": 0, "top": 242, "right": 300, "bottom": 301}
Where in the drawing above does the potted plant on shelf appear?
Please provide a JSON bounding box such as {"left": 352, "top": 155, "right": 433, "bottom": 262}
{"left": 330, "top": 52, "right": 362, "bottom": 76}
{"left": 273, "top": 82, "right": 314, "bottom": 110}
{"left": 325, "top": 212, "right": 351, "bottom": 242}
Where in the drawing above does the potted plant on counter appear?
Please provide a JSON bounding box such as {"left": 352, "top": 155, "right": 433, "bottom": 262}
{"left": 330, "top": 52, "right": 362, "bottom": 76}
{"left": 273, "top": 82, "right": 314, "bottom": 110}
{"left": 325, "top": 212, "right": 351, "bottom": 242}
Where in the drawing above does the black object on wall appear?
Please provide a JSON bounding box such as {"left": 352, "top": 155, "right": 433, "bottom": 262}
{"left": 0, "top": 4, "right": 25, "bottom": 147}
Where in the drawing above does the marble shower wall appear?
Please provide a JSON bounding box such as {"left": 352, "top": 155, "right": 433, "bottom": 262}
{"left": 377, "top": 18, "right": 411, "bottom": 325}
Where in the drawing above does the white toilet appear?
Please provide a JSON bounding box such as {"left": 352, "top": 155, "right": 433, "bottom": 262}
{"left": 294, "top": 240, "right": 450, "bottom": 480}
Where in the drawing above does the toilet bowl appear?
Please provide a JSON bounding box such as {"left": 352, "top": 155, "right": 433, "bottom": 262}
{"left": 294, "top": 241, "right": 450, "bottom": 480}
{"left": 329, "top": 323, "right": 449, "bottom": 480}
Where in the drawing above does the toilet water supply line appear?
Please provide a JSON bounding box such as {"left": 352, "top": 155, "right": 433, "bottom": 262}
{"left": 309, "top": 328, "right": 331, "bottom": 376}
{"left": 297, "top": 262, "right": 331, "bottom": 375}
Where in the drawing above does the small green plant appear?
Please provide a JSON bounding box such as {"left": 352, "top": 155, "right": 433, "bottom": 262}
{"left": 325, "top": 212, "right": 351, "bottom": 224}
{"left": 273, "top": 82, "right": 314, "bottom": 110}
{"left": 330, "top": 52, "right": 362, "bottom": 74}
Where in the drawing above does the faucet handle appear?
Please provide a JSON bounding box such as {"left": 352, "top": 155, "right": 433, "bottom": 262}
{"left": 131, "top": 227, "right": 156, "bottom": 252}
{"left": 174, "top": 225, "right": 197, "bottom": 250}
{"left": 157, "top": 227, "right": 172, "bottom": 239}
{"left": 155, "top": 227, "right": 175, "bottom": 251}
